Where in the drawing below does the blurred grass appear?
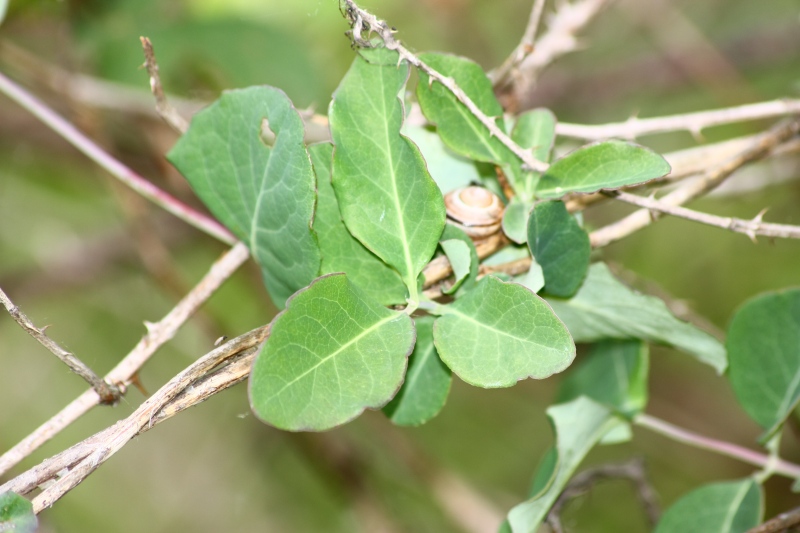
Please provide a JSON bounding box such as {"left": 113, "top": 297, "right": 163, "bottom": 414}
{"left": 1, "top": 0, "right": 800, "bottom": 531}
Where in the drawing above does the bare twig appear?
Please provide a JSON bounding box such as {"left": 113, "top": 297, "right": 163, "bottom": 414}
{"left": 490, "top": 0, "right": 548, "bottom": 88}
{"left": 635, "top": 413, "right": 800, "bottom": 480}
{"left": 0, "top": 288, "right": 121, "bottom": 405}
{"left": 590, "top": 117, "right": 800, "bottom": 248}
{"left": 557, "top": 99, "right": 800, "bottom": 140}
{"left": 606, "top": 191, "right": 800, "bottom": 241}
{"left": 0, "top": 70, "right": 236, "bottom": 245}
{"left": 0, "top": 242, "right": 250, "bottom": 476}
{"left": 139, "top": 37, "right": 189, "bottom": 134}
{"left": 747, "top": 506, "right": 800, "bottom": 533}
{"left": 341, "top": 0, "right": 548, "bottom": 173}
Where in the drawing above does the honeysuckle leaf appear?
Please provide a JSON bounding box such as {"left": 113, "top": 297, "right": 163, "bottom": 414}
{"left": 0, "top": 491, "right": 37, "bottom": 533}
{"left": 527, "top": 200, "right": 590, "bottom": 297}
{"left": 727, "top": 289, "right": 800, "bottom": 437}
{"left": 168, "top": 86, "right": 320, "bottom": 308}
{"left": 310, "top": 143, "right": 407, "bottom": 306}
{"left": 433, "top": 276, "right": 575, "bottom": 388}
{"left": 249, "top": 273, "right": 415, "bottom": 431}
{"left": 383, "top": 316, "right": 452, "bottom": 426}
{"left": 502, "top": 198, "right": 533, "bottom": 244}
{"left": 507, "top": 397, "right": 623, "bottom": 532}
{"left": 546, "top": 263, "right": 726, "bottom": 373}
{"left": 654, "top": 479, "right": 763, "bottom": 533}
{"left": 511, "top": 108, "right": 557, "bottom": 200}
{"left": 330, "top": 48, "right": 446, "bottom": 305}
{"left": 536, "top": 140, "right": 671, "bottom": 199}
{"left": 440, "top": 223, "right": 479, "bottom": 294}
{"left": 439, "top": 239, "right": 471, "bottom": 295}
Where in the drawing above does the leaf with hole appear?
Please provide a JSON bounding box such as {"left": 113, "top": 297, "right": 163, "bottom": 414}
{"left": 654, "top": 479, "right": 762, "bottom": 533}
{"left": 169, "top": 86, "right": 320, "bottom": 308}
{"left": 249, "top": 273, "right": 415, "bottom": 431}
{"left": 536, "top": 140, "right": 671, "bottom": 199}
{"left": 727, "top": 289, "right": 800, "bottom": 437}
{"left": 330, "top": 48, "right": 446, "bottom": 303}
{"left": 310, "top": 143, "right": 407, "bottom": 306}
{"left": 546, "top": 263, "right": 726, "bottom": 373}
{"left": 433, "top": 276, "right": 575, "bottom": 388}
{"left": 0, "top": 492, "right": 37, "bottom": 533}
{"left": 383, "top": 316, "right": 451, "bottom": 426}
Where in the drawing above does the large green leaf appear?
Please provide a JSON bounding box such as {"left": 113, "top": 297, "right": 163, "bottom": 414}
{"left": 557, "top": 339, "right": 649, "bottom": 418}
{"left": 536, "top": 140, "right": 671, "bottom": 199}
{"left": 507, "top": 397, "right": 622, "bottom": 532}
{"left": 433, "top": 276, "right": 575, "bottom": 388}
{"left": 310, "top": 143, "right": 407, "bottom": 306}
{"left": 249, "top": 274, "right": 415, "bottom": 431}
{"left": 527, "top": 201, "right": 590, "bottom": 297}
{"left": 169, "top": 86, "right": 320, "bottom": 308}
{"left": 330, "top": 48, "right": 446, "bottom": 305}
{"left": 0, "top": 492, "right": 37, "bottom": 533}
{"left": 654, "top": 479, "right": 762, "bottom": 533}
{"left": 727, "top": 289, "right": 800, "bottom": 436}
{"left": 383, "top": 316, "right": 452, "bottom": 426}
{"left": 546, "top": 263, "right": 726, "bottom": 373}
{"left": 511, "top": 108, "right": 557, "bottom": 200}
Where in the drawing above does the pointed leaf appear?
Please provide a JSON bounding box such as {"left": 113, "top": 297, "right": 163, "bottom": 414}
{"left": 440, "top": 224, "right": 479, "bottom": 294}
{"left": 511, "top": 108, "right": 557, "bottom": 200}
{"left": 508, "top": 397, "right": 622, "bottom": 532}
{"left": 536, "top": 140, "right": 671, "bottom": 199}
{"left": 310, "top": 143, "right": 407, "bottom": 306}
{"left": 528, "top": 201, "right": 590, "bottom": 297}
{"left": 546, "top": 263, "right": 726, "bottom": 373}
{"left": 402, "top": 124, "right": 480, "bottom": 194}
{"left": 655, "top": 479, "right": 762, "bottom": 533}
{"left": 249, "top": 273, "right": 415, "bottom": 431}
{"left": 557, "top": 339, "right": 649, "bottom": 417}
{"left": 502, "top": 199, "right": 533, "bottom": 244}
{"left": 439, "top": 239, "right": 471, "bottom": 295}
{"left": 169, "top": 86, "right": 320, "bottom": 308}
{"left": 0, "top": 492, "right": 37, "bottom": 533}
{"left": 384, "top": 316, "right": 452, "bottom": 426}
{"left": 330, "top": 49, "right": 446, "bottom": 302}
{"left": 433, "top": 276, "right": 575, "bottom": 388}
{"left": 727, "top": 289, "right": 800, "bottom": 435}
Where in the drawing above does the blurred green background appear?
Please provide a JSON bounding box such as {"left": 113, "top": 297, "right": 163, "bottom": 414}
{"left": 1, "top": 0, "right": 799, "bottom": 531}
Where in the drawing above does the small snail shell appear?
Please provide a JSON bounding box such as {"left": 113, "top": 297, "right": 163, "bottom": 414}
{"left": 444, "top": 186, "right": 504, "bottom": 240}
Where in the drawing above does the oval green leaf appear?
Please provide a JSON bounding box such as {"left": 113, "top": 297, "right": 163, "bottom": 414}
{"left": 249, "top": 273, "right": 415, "bottom": 431}
{"left": 440, "top": 223, "right": 479, "bottom": 294}
{"left": 168, "top": 86, "right": 320, "bottom": 308}
{"left": 502, "top": 199, "right": 533, "bottom": 244}
{"left": 329, "top": 49, "right": 446, "bottom": 304}
{"left": 536, "top": 140, "right": 671, "bottom": 199}
{"left": 310, "top": 143, "right": 407, "bottom": 306}
{"left": 383, "top": 316, "right": 452, "bottom": 426}
{"left": 527, "top": 200, "right": 590, "bottom": 297}
{"left": 439, "top": 239, "right": 471, "bottom": 295}
{"left": 433, "top": 276, "right": 575, "bottom": 388}
{"left": 511, "top": 108, "right": 557, "bottom": 200}
{"left": 727, "top": 289, "right": 800, "bottom": 435}
{"left": 546, "top": 263, "right": 726, "bottom": 373}
{"left": 0, "top": 491, "right": 37, "bottom": 533}
{"left": 654, "top": 479, "right": 762, "bottom": 533}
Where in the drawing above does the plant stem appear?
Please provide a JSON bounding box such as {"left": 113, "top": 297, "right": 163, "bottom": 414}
{"left": 634, "top": 413, "right": 800, "bottom": 480}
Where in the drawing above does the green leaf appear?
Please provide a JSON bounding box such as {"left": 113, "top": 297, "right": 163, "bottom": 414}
{"left": 655, "top": 479, "right": 763, "bottom": 533}
{"left": 502, "top": 199, "right": 533, "bottom": 244}
{"left": 310, "top": 143, "right": 407, "bottom": 306}
{"left": 330, "top": 49, "right": 446, "bottom": 304}
{"left": 546, "top": 263, "right": 726, "bottom": 373}
{"left": 439, "top": 239, "right": 471, "bottom": 295}
{"left": 383, "top": 316, "right": 452, "bottom": 426}
{"left": 0, "top": 492, "right": 37, "bottom": 533}
{"left": 402, "top": 124, "right": 480, "bottom": 194}
{"left": 169, "top": 86, "right": 320, "bottom": 308}
{"left": 440, "top": 224, "right": 479, "bottom": 294}
{"left": 557, "top": 339, "right": 649, "bottom": 418}
{"left": 727, "top": 289, "right": 800, "bottom": 435}
{"left": 536, "top": 140, "right": 671, "bottom": 199}
{"left": 433, "top": 276, "right": 575, "bottom": 388}
{"left": 527, "top": 201, "right": 590, "bottom": 297}
{"left": 511, "top": 108, "right": 557, "bottom": 199}
{"left": 249, "top": 273, "right": 415, "bottom": 431}
{"left": 507, "top": 397, "right": 622, "bottom": 532}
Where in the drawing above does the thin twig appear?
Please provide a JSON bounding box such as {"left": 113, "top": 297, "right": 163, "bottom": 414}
{"left": 557, "top": 99, "right": 800, "bottom": 140}
{"left": 341, "top": 0, "right": 548, "bottom": 173}
{"left": 590, "top": 117, "right": 800, "bottom": 248}
{"left": 747, "top": 506, "right": 800, "bottom": 533}
{"left": 635, "top": 413, "right": 800, "bottom": 480}
{"left": 490, "top": 0, "right": 548, "bottom": 88}
{"left": 0, "top": 288, "right": 121, "bottom": 405}
{"left": 606, "top": 191, "right": 800, "bottom": 241}
{"left": 0, "top": 242, "right": 250, "bottom": 476}
{"left": 139, "top": 37, "right": 189, "bottom": 134}
{"left": 0, "top": 70, "right": 235, "bottom": 245}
